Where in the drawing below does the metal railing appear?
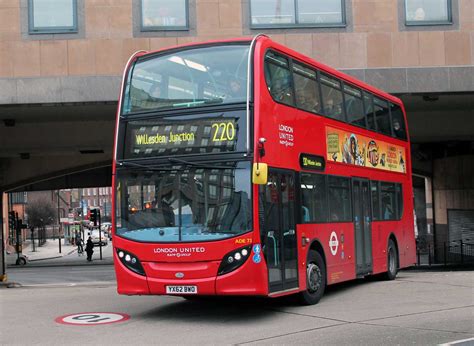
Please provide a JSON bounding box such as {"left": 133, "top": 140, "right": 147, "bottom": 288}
{"left": 416, "top": 239, "right": 474, "bottom": 267}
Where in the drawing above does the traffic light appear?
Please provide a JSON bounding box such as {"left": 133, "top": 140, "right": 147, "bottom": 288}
{"left": 90, "top": 208, "right": 99, "bottom": 226}
{"left": 8, "top": 211, "right": 16, "bottom": 231}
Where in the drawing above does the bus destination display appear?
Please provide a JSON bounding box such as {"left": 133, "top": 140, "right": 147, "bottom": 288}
{"left": 299, "top": 154, "right": 325, "bottom": 171}
{"left": 125, "top": 116, "right": 241, "bottom": 158}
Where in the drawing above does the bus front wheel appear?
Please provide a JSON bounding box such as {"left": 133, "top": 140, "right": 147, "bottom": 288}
{"left": 383, "top": 239, "right": 398, "bottom": 280}
{"left": 299, "top": 250, "right": 326, "bottom": 305}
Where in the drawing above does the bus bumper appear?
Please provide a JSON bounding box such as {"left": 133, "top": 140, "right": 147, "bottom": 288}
{"left": 145, "top": 260, "right": 220, "bottom": 295}
{"left": 127, "top": 256, "right": 268, "bottom": 296}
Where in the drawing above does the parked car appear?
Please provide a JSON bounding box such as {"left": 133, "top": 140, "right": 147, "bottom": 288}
{"left": 6, "top": 253, "right": 28, "bottom": 266}
{"left": 101, "top": 222, "right": 111, "bottom": 232}
{"left": 88, "top": 230, "right": 108, "bottom": 246}
{"left": 101, "top": 222, "right": 112, "bottom": 240}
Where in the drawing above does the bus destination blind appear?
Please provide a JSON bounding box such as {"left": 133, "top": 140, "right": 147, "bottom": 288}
{"left": 125, "top": 117, "right": 239, "bottom": 158}
{"left": 300, "top": 153, "right": 325, "bottom": 171}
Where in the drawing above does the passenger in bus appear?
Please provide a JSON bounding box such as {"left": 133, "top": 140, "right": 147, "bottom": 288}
{"left": 148, "top": 84, "right": 162, "bottom": 100}
{"left": 227, "top": 78, "right": 245, "bottom": 100}
{"left": 393, "top": 119, "right": 404, "bottom": 138}
{"left": 297, "top": 91, "right": 320, "bottom": 113}
{"left": 272, "top": 78, "right": 292, "bottom": 104}
{"left": 296, "top": 91, "right": 306, "bottom": 107}
{"left": 301, "top": 205, "right": 310, "bottom": 222}
{"left": 325, "top": 98, "right": 335, "bottom": 115}
{"left": 311, "top": 98, "right": 321, "bottom": 113}
{"left": 326, "top": 99, "right": 344, "bottom": 121}
{"left": 383, "top": 197, "right": 394, "bottom": 220}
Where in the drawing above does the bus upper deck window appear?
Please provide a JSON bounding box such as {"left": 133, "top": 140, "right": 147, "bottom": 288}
{"left": 390, "top": 103, "right": 407, "bottom": 140}
{"left": 264, "top": 51, "right": 295, "bottom": 107}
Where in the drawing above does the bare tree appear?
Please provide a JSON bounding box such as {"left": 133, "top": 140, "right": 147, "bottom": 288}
{"left": 26, "top": 198, "right": 56, "bottom": 247}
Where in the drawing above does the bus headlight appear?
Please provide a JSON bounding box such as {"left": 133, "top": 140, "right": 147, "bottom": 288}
{"left": 218, "top": 245, "right": 252, "bottom": 276}
{"left": 116, "top": 248, "right": 145, "bottom": 276}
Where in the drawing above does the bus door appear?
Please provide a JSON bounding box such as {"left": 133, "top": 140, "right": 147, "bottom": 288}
{"left": 259, "top": 169, "right": 299, "bottom": 293}
{"left": 352, "top": 178, "right": 373, "bottom": 275}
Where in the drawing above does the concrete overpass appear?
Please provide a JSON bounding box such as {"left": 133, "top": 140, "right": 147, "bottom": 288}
{"left": 1, "top": 71, "right": 473, "bottom": 193}
{"left": 0, "top": 79, "right": 120, "bottom": 192}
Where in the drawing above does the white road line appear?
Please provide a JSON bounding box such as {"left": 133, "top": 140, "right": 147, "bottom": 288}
{"left": 439, "top": 337, "right": 474, "bottom": 345}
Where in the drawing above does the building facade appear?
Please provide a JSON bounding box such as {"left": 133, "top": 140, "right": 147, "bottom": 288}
{"left": 1, "top": 0, "right": 473, "bottom": 276}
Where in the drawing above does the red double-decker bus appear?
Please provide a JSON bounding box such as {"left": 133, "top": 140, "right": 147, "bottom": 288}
{"left": 112, "top": 35, "right": 415, "bottom": 304}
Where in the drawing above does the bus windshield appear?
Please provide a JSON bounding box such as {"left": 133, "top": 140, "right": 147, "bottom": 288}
{"left": 123, "top": 44, "right": 250, "bottom": 114}
{"left": 115, "top": 161, "right": 252, "bottom": 242}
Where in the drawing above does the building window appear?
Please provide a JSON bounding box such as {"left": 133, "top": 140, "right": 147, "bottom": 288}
{"left": 28, "top": 0, "right": 77, "bottom": 34}
{"left": 141, "top": 0, "right": 188, "bottom": 31}
{"left": 250, "top": 0, "right": 345, "bottom": 28}
{"left": 405, "top": 0, "right": 452, "bottom": 25}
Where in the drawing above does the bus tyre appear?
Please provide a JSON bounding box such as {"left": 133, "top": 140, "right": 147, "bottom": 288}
{"left": 300, "top": 250, "right": 326, "bottom": 305}
{"left": 384, "top": 239, "right": 398, "bottom": 280}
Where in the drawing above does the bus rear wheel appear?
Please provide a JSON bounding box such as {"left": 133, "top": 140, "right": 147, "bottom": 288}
{"left": 383, "top": 239, "right": 398, "bottom": 280}
{"left": 299, "top": 250, "right": 326, "bottom": 305}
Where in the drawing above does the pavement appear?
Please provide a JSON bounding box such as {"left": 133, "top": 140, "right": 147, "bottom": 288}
{"left": 2, "top": 238, "right": 114, "bottom": 287}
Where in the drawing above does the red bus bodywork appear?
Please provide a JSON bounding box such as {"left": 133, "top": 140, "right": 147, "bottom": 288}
{"left": 112, "top": 36, "right": 416, "bottom": 300}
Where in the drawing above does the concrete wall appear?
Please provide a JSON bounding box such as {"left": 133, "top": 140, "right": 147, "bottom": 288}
{"left": 1, "top": 0, "right": 473, "bottom": 104}
{"left": 433, "top": 155, "right": 474, "bottom": 248}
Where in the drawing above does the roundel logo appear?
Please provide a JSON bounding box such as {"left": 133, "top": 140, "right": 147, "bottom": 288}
{"left": 175, "top": 272, "right": 185, "bottom": 278}
{"left": 329, "top": 231, "right": 339, "bottom": 256}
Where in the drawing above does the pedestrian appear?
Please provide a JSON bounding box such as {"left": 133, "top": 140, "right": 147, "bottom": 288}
{"left": 85, "top": 236, "right": 94, "bottom": 262}
{"left": 75, "top": 232, "right": 84, "bottom": 256}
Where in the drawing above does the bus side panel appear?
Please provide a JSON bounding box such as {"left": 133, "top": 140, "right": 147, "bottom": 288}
{"left": 371, "top": 222, "right": 393, "bottom": 274}
{"left": 371, "top": 222, "right": 416, "bottom": 275}
{"left": 399, "top": 220, "right": 417, "bottom": 269}
{"left": 114, "top": 251, "right": 151, "bottom": 295}
{"left": 400, "top": 184, "right": 417, "bottom": 268}
{"left": 298, "top": 223, "right": 356, "bottom": 286}
{"left": 322, "top": 223, "right": 357, "bottom": 285}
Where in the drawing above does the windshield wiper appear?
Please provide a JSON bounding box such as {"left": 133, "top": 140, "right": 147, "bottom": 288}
{"left": 167, "top": 157, "right": 236, "bottom": 170}
{"left": 172, "top": 98, "right": 223, "bottom": 108}
{"left": 117, "top": 161, "right": 175, "bottom": 171}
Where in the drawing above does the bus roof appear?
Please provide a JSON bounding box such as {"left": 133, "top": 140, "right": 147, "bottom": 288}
{"left": 126, "top": 35, "right": 402, "bottom": 106}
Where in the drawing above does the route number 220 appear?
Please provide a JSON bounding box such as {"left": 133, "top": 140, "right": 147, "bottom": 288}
{"left": 212, "top": 122, "right": 235, "bottom": 142}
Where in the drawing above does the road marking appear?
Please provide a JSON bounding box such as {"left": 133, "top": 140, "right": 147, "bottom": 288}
{"left": 439, "top": 337, "right": 474, "bottom": 345}
{"left": 20, "top": 281, "right": 116, "bottom": 288}
{"left": 55, "top": 312, "right": 130, "bottom": 326}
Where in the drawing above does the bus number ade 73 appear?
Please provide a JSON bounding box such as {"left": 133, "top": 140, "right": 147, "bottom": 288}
{"left": 112, "top": 35, "right": 415, "bottom": 305}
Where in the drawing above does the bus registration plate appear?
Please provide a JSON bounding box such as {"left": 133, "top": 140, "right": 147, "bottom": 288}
{"left": 166, "top": 285, "right": 198, "bottom": 294}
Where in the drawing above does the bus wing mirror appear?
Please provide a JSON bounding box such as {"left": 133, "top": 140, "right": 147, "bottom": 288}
{"left": 252, "top": 163, "right": 268, "bottom": 185}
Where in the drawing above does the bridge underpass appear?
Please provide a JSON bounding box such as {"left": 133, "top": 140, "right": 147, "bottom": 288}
{"left": 1, "top": 93, "right": 473, "bottom": 192}
{"left": 0, "top": 102, "right": 116, "bottom": 192}
{"left": 0, "top": 92, "right": 473, "bottom": 277}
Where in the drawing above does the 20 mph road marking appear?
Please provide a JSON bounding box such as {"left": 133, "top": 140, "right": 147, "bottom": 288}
{"left": 55, "top": 312, "right": 130, "bottom": 325}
